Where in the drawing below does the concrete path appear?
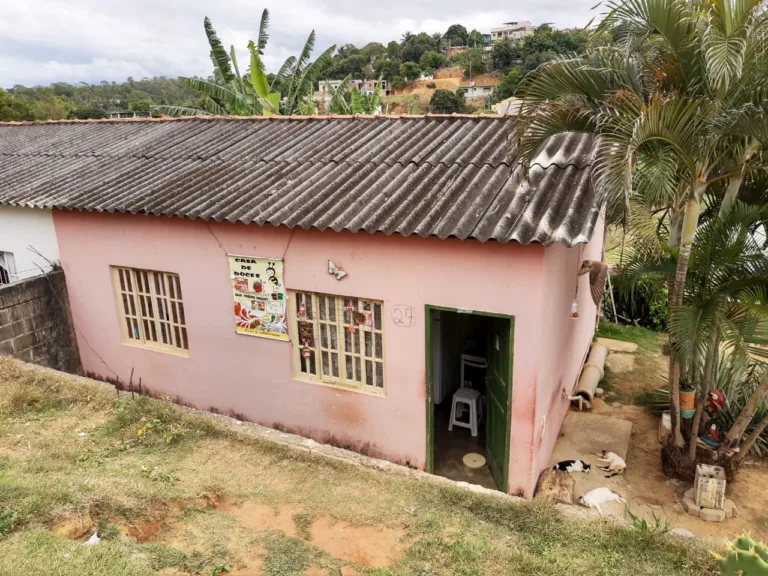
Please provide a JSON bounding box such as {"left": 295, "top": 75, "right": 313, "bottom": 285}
{"left": 549, "top": 410, "right": 633, "bottom": 518}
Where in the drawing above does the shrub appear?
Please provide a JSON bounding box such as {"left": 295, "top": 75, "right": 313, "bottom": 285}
{"left": 426, "top": 82, "right": 437, "bottom": 89}
{"left": 430, "top": 89, "right": 467, "bottom": 114}
{"left": 605, "top": 277, "right": 668, "bottom": 331}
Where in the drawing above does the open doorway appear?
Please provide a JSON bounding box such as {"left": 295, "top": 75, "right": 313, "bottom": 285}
{"left": 426, "top": 307, "right": 513, "bottom": 492}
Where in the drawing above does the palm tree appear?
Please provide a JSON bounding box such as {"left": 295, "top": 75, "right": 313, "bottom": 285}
{"left": 155, "top": 12, "right": 334, "bottom": 117}
{"left": 517, "top": 0, "right": 768, "bottom": 449}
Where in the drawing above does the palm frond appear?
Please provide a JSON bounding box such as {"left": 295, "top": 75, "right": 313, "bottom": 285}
{"left": 151, "top": 105, "right": 212, "bottom": 117}
{"left": 257, "top": 9, "right": 270, "bottom": 56}
{"left": 286, "top": 43, "right": 335, "bottom": 115}
{"left": 350, "top": 87, "right": 363, "bottom": 114}
{"left": 179, "top": 77, "right": 252, "bottom": 115}
{"left": 204, "top": 17, "right": 234, "bottom": 84}
{"left": 271, "top": 56, "right": 296, "bottom": 92}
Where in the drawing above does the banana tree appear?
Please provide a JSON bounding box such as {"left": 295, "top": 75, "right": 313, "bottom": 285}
{"left": 351, "top": 83, "right": 383, "bottom": 114}
{"left": 155, "top": 12, "right": 333, "bottom": 117}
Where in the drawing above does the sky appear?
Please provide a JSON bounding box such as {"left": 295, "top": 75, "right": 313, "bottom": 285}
{"left": 0, "top": 0, "right": 598, "bottom": 88}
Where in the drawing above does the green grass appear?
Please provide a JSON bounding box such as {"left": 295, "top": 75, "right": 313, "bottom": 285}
{"left": 596, "top": 321, "right": 665, "bottom": 353}
{"left": 0, "top": 357, "right": 714, "bottom": 575}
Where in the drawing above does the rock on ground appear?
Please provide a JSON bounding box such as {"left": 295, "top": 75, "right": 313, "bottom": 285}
{"left": 683, "top": 497, "right": 701, "bottom": 517}
{"left": 606, "top": 352, "right": 637, "bottom": 374}
{"left": 700, "top": 507, "right": 726, "bottom": 523}
{"left": 670, "top": 527, "right": 696, "bottom": 538}
{"left": 723, "top": 499, "right": 739, "bottom": 519}
{"left": 535, "top": 468, "right": 575, "bottom": 505}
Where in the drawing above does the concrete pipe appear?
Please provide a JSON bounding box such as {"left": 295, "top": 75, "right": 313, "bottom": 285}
{"left": 571, "top": 342, "right": 609, "bottom": 410}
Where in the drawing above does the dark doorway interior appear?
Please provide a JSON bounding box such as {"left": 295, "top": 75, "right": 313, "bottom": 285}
{"left": 431, "top": 309, "right": 497, "bottom": 490}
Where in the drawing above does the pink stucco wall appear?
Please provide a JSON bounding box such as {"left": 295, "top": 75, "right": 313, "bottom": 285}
{"left": 530, "top": 217, "right": 606, "bottom": 494}
{"left": 52, "top": 210, "right": 600, "bottom": 497}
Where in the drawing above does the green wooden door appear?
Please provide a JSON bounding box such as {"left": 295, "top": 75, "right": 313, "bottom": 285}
{"left": 486, "top": 317, "right": 511, "bottom": 491}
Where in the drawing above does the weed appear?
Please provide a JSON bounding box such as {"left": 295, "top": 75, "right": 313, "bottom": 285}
{"left": 97, "top": 520, "right": 121, "bottom": 541}
{"left": 262, "top": 532, "right": 313, "bottom": 576}
{"left": 140, "top": 465, "right": 179, "bottom": 485}
{"left": 0, "top": 357, "right": 112, "bottom": 417}
{"left": 293, "top": 511, "right": 314, "bottom": 540}
{"left": 0, "top": 506, "right": 18, "bottom": 538}
{"left": 207, "top": 561, "right": 232, "bottom": 575}
{"left": 142, "top": 543, "right": 189, "bottom": 570}
{"left": 627, "top": 508, "right": 671, "bottom": 534}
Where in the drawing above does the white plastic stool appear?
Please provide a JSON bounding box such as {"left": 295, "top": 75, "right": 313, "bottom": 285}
{"left": 449, "top": 388, "right": 483, "bottom": 437}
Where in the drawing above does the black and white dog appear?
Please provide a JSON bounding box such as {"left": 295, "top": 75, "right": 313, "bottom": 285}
{"left": 553, "top": 460, "right": 591, "bottom": 474}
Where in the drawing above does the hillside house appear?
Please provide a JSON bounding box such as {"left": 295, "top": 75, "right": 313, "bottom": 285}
{"left": 461, "top": 84, "right": 495, "bottom": 98}
{"left": 0, "top": 116, "right": 601, "bottom": 498}
{"left": 445, "top": 46, "right": 469, "bottom": 58}
{"left": 491, "top": 21, "right": 534, "bottom": 42}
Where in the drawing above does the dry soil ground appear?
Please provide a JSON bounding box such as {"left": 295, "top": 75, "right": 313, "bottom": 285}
{"left": 593, "top": 324, "right": 768, "bottom": 541}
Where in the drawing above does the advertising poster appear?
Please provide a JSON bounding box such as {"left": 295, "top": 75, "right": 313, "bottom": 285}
{"left": 228, "top": 255, "right": 289, "bottom": 341}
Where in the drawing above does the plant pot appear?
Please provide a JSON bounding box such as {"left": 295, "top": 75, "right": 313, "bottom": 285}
{"left": 680, "top": 389, "right": 696, "bottom": 419}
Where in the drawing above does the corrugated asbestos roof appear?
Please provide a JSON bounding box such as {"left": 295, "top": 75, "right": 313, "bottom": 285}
{"left": 0, "top": 116, "right": 598, "bottom": 246}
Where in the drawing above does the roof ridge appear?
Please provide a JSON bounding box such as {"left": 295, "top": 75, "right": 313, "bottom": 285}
{"left": 0, "top": 114, "right": 510, "bottom": 127}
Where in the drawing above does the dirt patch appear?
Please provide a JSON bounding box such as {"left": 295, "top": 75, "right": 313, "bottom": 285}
{"left": 593, "top": 398, "right": 768, "bottom": 540}
{"left": 606, "top": 352, "right": 636, "bottom": 374}
{"left": 223, "top": 500, "right": 302, "bottom": 537}
{"left": 308, "top": 516, "right": 406, "bottom": 568}
{"left": 126, "top": 518, "right": 164, "bottom": 543}
{"left": 50, "top": 513, "right": 94, "bottom": 540}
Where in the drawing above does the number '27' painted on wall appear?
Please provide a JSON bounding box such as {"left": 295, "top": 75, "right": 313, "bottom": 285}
{"left": 392, "top": 305, "right": 415, "bottom": 327}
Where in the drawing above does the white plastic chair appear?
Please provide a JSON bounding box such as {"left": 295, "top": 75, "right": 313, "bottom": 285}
{"left": 449, "top": 388, "right": 483, "bottom": 437}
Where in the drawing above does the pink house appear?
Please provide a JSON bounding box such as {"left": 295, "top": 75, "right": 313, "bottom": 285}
{"left": 0, "top": 116, "right": 602, "bottom": 498}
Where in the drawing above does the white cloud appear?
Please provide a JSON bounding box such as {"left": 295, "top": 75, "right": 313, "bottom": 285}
{"left": 0, "top": 0, "right": 598, "bottom": 87}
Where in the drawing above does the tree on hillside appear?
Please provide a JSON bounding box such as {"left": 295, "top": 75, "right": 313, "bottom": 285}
{"left": 468, "top": 30, "right": 486, "bottom": 47}
{"left": 419, "top": 51, "right": 448, "bottom": 72}
{"left": 518, "top": 0, "right": 768, "bottom": 464}
{"left": 0, "top": 89, "right": 38, "bottom": 121}
{"left": 374, "top": 57, "right": 402, "bottom": 80}
{"left": 400, "top": 32, "right": 437, "bottom": 63}
{"left": 69, "top": 106, "right": 108, "bottom": 119}
{"left": 360, "top": 42, "right": 387, "bottom": 63}
{"left": 386, "top": 41, "right": 401, "bottom": 59}
{"left": 445, "top": 24, "right": 469, "bottom": 46}
{"left": 431, "top": 32, "right": 445, "bottom": 53}
{"left": 430, "top": 88, "right": 466, "bottom": 113}
{"left": 492, "top": 68, "right": 522, "bottom": 102}
{"left": 400, "top": 62, "right": 422, "bottom": 85}
{"left": 491, "top": 40, "right": 521, "bottom": 71}
{"left": 458, "top": 48, "right": 487, "bottom": 77}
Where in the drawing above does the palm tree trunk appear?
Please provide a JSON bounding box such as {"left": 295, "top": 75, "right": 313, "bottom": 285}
{"left": 718, "top": 173, "right": 744, "bottom": 219}
{"left": 735, "top": 413, "right": 768, "bottom": 462}
{"left": 718, "top": 142, "right": 756, "bottom": 220}
{"left": 687, "top": 332, "right": 719, "bottom": 459}
{"left": 719, "top": 377, "right": 768, "bottom": 456}
{"left": 668, "top": 193, "right": 703, "bottom": 448}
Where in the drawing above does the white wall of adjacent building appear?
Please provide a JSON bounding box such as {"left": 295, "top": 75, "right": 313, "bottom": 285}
{"left": 0, "top": 206, "right": 60, "bottom": 283}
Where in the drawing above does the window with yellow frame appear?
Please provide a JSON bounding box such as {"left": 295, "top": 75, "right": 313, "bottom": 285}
{"left": 290, "top": 291, "right": 385, "bottom": 393}
{"left": 113, "top": 266, "right": 189, "bottom": 354}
